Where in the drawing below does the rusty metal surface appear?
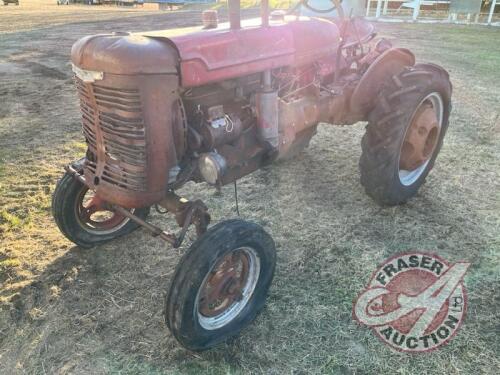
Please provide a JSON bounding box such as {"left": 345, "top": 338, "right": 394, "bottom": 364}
{"left": 71, "top": 30, "right": 185, "bottom": 209}
{"left": 217, "top": 128, "right": 269, "bottom": 185}
{"left": 71, "top": 33, "right": 179, "bottom": 75}
{"left": 199, "top": 112, "right": 243, "bottom": 149}
{"left": 198, "top": 250, "right": 250, "bottom": 317}
{"left": 75, "top": 72, "right": 184, "bottom": 208}
{"left": 144, "top": 17, "right": 340, "bottom": 87}
{"left": 339, "top": 17, "right": 375, "bottom": 48}
{"left": 277, "top": 91, "right": 348, "bottom": 158}
{"left": 65, "top": 165, "right": 210, "bottom": 247}
{"left": 111, "top": 205, "right": 177, "bottom": 244}
{"left": 400, "top": 104, "right": 440, "bottom": 171}
{"left": 76, "top": 187, "right": 128, "bottom": 231}
{"left": 158, "top": 192, "right": 210, "bottom": 237}
{"left": 68, "top": 15, "right": 384, "bottom": 208}
{"left": 111, "top": 191, "right": 210, "bottom": 247}
{"left": 350, "top": 48, "right": 416, "bottom": 115}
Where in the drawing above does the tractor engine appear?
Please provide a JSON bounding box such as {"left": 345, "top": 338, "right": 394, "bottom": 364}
{"left": 70, "top": 13, "right": 381, "bottom": 209}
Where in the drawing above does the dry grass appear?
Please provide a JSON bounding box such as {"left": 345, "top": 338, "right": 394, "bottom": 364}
{"left": 1, "top": 3, "right": 499, "bottom": 374}
{"left": 0, "top": 0, "right": 164, "bottom": 34}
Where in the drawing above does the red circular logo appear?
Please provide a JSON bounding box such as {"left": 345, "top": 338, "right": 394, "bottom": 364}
{"left": 353, "top": 252, "right": 469, "bottom": 352}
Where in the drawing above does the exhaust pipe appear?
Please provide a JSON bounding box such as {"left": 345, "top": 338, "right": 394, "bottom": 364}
{"left": 228, "top": 0, "right": 241, "bottom": 29}
{"left": 261, "top": 0, "right": 269, "bottom": 27}
{"left": 229, "top": 0, "right": 269, "bottom": 29}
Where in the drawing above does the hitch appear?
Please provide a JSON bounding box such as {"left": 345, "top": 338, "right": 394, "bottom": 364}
{"left": 64, "top": 163, "right": 210, "bottom": 248}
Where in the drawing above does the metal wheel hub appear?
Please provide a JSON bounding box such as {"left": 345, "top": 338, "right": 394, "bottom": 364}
{"left": 400, "top": 104, "right": 439, "bottom": 171}
{"left": 398, "top": 92, "right": 444, "bottom": 186}
{"left": 75, "top": 187, "right": 132, "bottom": 234}
{"left": 197, "top": 247, "right": 260, "bottom": 330}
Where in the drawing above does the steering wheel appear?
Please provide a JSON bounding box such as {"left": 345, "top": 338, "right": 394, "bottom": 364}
{"left": 300, "top": 0, "right": 344, "bottom": 15}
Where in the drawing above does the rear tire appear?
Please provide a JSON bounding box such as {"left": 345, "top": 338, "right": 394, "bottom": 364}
{"left": 165, "top": 219, "right": 276, "bottom": 351}
{"left": 359, "top": 63, "right": 452, "bottom": 206}
{"left": 52, "top": 171, "right": 149, "bottom": 248}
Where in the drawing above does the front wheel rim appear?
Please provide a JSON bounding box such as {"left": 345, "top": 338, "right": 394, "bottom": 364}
{"left": 74, "top": 186, "right": 133, "bottom": 235}
{"left": 196, "top": 247, "right": 261, "bottom": 330}
{"left": 398, "top": 92, "right": 444, "bottom": 186}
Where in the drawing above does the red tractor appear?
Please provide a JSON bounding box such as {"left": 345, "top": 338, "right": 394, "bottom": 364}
{"left": 53, "top": 0, "right": 452, "bottom": 350}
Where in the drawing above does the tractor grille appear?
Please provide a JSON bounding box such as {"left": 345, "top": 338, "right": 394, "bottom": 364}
{"left": 75, "top": 77, "right": 147, "bottom": 192}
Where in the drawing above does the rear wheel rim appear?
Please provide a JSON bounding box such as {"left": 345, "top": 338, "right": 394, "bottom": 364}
{"left": 398, "top": 92, "right": 444, "bottom": 186}
{"left": 196, "top": 247, "right": 261, "bottom": 330}
{"left": 75, "top": 186, "right": 133, "bottom": 235}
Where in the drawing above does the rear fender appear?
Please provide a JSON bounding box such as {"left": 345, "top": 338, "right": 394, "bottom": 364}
{"left": 350, "top": 48, "right": 415, "bottom": 116}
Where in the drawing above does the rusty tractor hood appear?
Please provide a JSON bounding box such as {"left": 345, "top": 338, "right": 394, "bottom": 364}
{"left": 71, "top": 17, "right": 342, "bottom": 87}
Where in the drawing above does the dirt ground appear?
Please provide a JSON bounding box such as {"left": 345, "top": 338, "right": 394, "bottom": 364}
{"left": 1, "top": 1, "right": 499, "bottom": 374}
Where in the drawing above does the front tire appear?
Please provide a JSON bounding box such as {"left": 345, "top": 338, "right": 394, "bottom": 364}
{"left": 359, "top": 63, "right": 452, "bottom": 206}
{"left": 165, "top": 219, "right": 276, "bottom": 351}
{"left": 52, "top": 172, "right": 150, "bottom": 248}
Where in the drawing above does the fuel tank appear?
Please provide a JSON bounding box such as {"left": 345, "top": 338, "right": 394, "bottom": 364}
{"left": 142, "top": 17, "right": 341, "bottom": 87}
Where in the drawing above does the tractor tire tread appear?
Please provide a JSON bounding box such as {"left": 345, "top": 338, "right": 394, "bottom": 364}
{"left": 359, "top": 64, "right": 452, "bottom": 206}
{"left": 165, "top": 219, "right": 276, "bottom": 351}
{"left": 52, "top": 172, "right": 149, "bottom": 248}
